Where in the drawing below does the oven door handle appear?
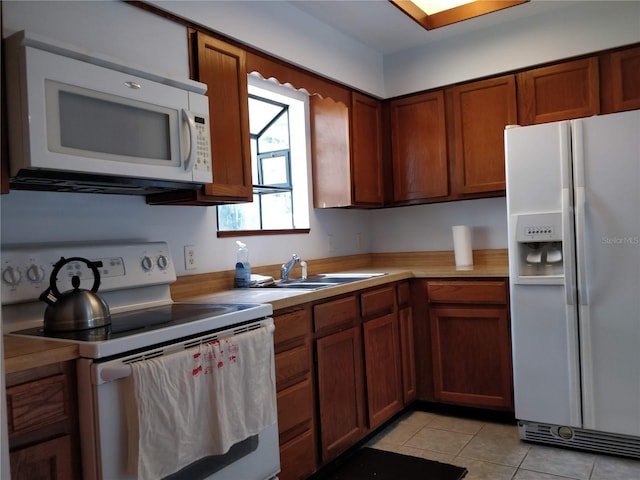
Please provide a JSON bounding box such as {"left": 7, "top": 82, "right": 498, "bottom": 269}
{"left": 100, "top": 364, "right": 132, "bottom": 382}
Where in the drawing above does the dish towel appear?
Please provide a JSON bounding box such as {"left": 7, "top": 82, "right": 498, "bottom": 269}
{"left": 124, "top": 325, "right": 277, "bottom": 480}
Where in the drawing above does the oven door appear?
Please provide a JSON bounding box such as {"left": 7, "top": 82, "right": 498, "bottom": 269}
{"left": 77, "top": 319, "right": 280, "bottom": 480}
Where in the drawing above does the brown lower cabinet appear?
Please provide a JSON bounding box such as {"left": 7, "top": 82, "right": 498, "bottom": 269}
{"left": 273, "top": 306, "right": 317, "bottom": 480}
{"left": 314, "top": 295, "right": 366, "bottom": 463}
{"left": 5, "top": 361, "right": 81, "bottom": 480}
{"left": 424, "top": 279, "right": 514, "bottom": 411}
{"left": 361, "top": 286, "right": 403, "bottom": 430}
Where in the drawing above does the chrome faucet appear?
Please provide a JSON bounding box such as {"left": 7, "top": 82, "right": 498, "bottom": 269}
{"left": 281, "top": 254, "right": 307, "bottom": 281}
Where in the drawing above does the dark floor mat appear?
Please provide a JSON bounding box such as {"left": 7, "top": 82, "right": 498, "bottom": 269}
{"left": 316, "top": 447, "right": 467, "bottom": 480}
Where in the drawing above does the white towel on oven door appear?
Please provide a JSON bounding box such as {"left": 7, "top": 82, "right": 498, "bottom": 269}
{"left": 124, "top": 325, "right": 277, "bottom": 480}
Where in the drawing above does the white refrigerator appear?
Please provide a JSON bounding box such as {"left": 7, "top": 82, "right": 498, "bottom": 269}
{"left": 505, "top": 109, "right": 640, "bottom": 457}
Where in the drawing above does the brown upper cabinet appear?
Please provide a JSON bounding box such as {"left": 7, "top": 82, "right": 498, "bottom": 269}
{"left": 517, "top": 57, "right": 600, "bottom": 125}
{"left": 311, "top": 92, "right": 383, "bottom": 208}
{"left": 389, "top": 91, "right": 448, "bottom": 203}
{"left": 446, "top": 75, "right": 517, "bottom": 196}
{"left": 147, "top": 32, "right": 253, "bottom": 205}
{"left": 600, "top": 45, "right": 640, "bottom": 114}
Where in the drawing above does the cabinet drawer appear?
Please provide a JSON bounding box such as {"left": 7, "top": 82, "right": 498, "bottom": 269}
{"left": 314, "top": 296, "right": 358, "bottom": 334}
{"left": 360, "top": 286, "right": 395, "bottom": 318}
{"left": 427, "top": 280, "right": 507, "bottom": 305}
{"left": 10, "top": 434, "right": 73, "bottom": 480}
{"left": 279, "top": 429, "right": 317, "bottom": 480}
{"left": 6, "top": 374, "right": 68, "bottom": 437}
{"left": 397, "top": 282, "right": 410, "bottom": 307}
{"left": 274, "top": 308, "right": 309, "bottom": 351}
{"left": 276, "top": 345, "right": 310, "bottom": 390}
{"left": 277, "top": 378, "right": 314, "bottom": 444}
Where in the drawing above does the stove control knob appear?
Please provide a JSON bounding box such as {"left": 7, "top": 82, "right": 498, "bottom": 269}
{"left": 141, "top": 256, "right": 154, "bottom": 272}
{"left": 157, "top": 255, "right": 169, "bottom": 270}
{"left": 2, "top": 266, "right": 22, "bottom": 286}
{"left": 26, "top": 264, "right": 46, "bottom": 283}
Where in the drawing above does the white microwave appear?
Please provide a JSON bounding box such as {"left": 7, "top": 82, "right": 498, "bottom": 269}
{"left": 5, "top": 31, "right": 213, "bottom": 195}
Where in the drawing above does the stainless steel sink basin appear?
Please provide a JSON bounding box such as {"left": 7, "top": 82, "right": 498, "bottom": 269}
{"left": 263, "top": 273, "right": 386, "bottom": 290}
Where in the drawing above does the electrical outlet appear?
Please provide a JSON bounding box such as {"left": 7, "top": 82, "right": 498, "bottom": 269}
{"left": 184, "top": 245, "right": 197, "bottom": 270}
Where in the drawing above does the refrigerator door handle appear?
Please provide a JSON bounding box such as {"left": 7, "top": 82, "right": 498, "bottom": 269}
{"left": 572, "top": 120, "right": 590, "bottom": 307}
{"left": 575, "top": 187, "right": 589, "bottom": 306}
{"left": 562, "top": 187, "right": 576, "bottom": 306}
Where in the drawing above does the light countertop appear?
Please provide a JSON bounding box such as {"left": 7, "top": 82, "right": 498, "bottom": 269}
{"left": 4, "top": 250, "right": 508, "bottom": 372}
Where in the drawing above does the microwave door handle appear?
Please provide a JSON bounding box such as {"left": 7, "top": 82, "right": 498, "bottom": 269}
{"left": 182, "top": 109, "right": 197, "bottom": 173}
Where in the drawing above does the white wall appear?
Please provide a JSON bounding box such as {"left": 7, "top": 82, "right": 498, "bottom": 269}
{"left": 2, "top": 0, "right": 637, "bottom": 276}
{"left": 370, "top": 197, "right": 508, "bottom": 252}
{"left": 149, "top": 0, "right": 386, "bottom": 98}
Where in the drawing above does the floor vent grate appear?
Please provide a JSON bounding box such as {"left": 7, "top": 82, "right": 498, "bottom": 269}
{"left": 520, "top": 422, "right": 640, "bottom": 459}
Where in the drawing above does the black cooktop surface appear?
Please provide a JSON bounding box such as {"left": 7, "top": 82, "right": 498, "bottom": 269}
{"left": 13, "top": 303, "right": 257, "bottom": 342}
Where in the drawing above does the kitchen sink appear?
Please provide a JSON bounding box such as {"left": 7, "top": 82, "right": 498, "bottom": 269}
{"left": 262, "top": 273, "right": 387, "bottom": 290}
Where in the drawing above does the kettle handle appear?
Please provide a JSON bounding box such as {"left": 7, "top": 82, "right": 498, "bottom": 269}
{"left": 41, "top": 257, "right": 103, "bottom": 303}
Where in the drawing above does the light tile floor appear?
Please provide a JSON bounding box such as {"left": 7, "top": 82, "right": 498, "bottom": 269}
{"left": 367, "top": 410, "right": 640, "bottom": 480}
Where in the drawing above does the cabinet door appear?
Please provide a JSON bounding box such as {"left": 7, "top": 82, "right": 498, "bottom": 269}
{"left": 351, "top": 92, "right": 383, "bottom": 206}
{"left": 316, "top": 327, "right": 365, "bottom": 462}
{"left": 430, "top": 305, "right": 513, "bottom": 410}
{"left": 600, "top": 45, "right": 640, "bottom": 113}
{"left": 399, "top": 305, "right": 417, "bottom": 404}
{"left": 311, "top": 95, "right": 352, "bottom": 208}
{"left": 363, "top": 313, "right": 403, "bottom": 429}
{"left": 448, "top": 75, "right": 517, "bottom": 195}
{"left": 390, "top": 91, "right": 448, "bottom": 202}
{"left": 10, "top": 435, "right": 73, "bottom": 480}
{"left": 148, "top": 32, "right": 252, "bottom": 205}
{"left": 517, "top": 57, "right": 600, "bottom": 125}
{"left": 196, "top": 32, "right": 252, "bottom": 201}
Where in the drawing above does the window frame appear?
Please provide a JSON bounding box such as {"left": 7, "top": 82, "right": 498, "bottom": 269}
{"left": 216, "top": 78, "right": 311, "bottom": 237}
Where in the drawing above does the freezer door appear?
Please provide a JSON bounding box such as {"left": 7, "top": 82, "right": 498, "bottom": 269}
{"left": 573, "top": 110, "right": 640, "bottom": 436}
{"left": 505, "top": 121, "right": 581, "bottom": 428}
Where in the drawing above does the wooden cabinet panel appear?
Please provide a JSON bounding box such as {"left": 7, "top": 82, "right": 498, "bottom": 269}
{"left": 399, "top": 305, "right": 417, "bottom": 403}
{"left": 390, "top": 91, "right": 448, "bottom": 202}
{"left": 316, "top": 326, "right": 365, "bottom": 462}
{"left": 275, "top": 345, "right": 310, "bottom": 390}
{"left": 147, "top": 32, "right": 252, "bottom": 205}
{"left": 277, "top": 378, "right": 315, "bottom": 444}
{"left": 6, "top": 374, "right": 68, "bottom": 436}
{"left": 517, "top": 57, "right": 600, "bottom": 125}
{"left": 600, "top": 45, "right": 640, "bottom": 113}
{"left": 196, "top": 33, "right": 252, "bottom": 201}
{"left": 273, "top": 307, "right": 317, "bottom": 479}
{"left": 311, "top": 95, "right": 352, "bottom": 208}
{"left": 360, "top": 285, "right": 395, "bottom": 318}
{"left": 314, "top": 296, "right": 359, "bottom": 335}
{"left": 448, "top": 75, "right": 517, "bottom": 195}
{"left": 6, "top": 362, "right": 80, "bottom": 479}
{"left": 430, "top": 305, "right": 513, "bottom": 409}
{"left": 351, "top": 92, "right": 384, "bottom": 206}
{"left": 427, "top": 280, "right": 508, "bottom": 304}
{"left": 274, "top": 308, "right": 310, "bottom": 352}
{"left": 279, "top": 429, "right": 317, "bottom": 480}
{"left": 10, "top": 435, "right": 73, "bottom": 480}
{"left": 363, "top": 313, "right": 403, "bottom": 428}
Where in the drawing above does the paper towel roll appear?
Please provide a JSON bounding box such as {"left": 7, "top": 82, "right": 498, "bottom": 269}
{"left": 452, "top": 225, "right": 473, "bottom": 267}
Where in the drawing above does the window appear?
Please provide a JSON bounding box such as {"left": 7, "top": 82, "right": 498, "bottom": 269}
{"left": 217, "top": 75, "right": 310, "bottom": 234}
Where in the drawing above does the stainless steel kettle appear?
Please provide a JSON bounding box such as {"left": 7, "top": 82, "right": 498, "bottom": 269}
{"left": 39, "top": 256, "right": 111, "bottom": 332}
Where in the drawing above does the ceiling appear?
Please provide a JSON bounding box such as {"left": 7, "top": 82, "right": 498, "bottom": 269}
{"left": 287, "top": 0, "right": 572, "bottom": 55}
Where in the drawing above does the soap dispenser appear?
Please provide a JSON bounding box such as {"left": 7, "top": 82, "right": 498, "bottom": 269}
{"left": 234, "top": 241, "right": 251, "bottom": 288}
